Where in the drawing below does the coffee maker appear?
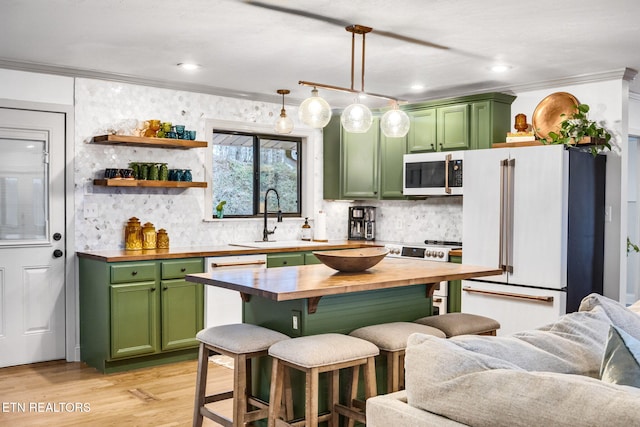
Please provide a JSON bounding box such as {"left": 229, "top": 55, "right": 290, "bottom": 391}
{"left": 348, "top": 206, "right": 376, "bottom": 240}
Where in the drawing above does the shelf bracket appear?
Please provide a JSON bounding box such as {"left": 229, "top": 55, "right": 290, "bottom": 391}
{"left": 307, "top": 297, "right": 322, "bottom": 314}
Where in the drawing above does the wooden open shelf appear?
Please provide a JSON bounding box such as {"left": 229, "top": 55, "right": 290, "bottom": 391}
{"left": 91, "top": 134, "right": 207, "bottom": 149}
{"left": 93, "top": 179, "right": 207, "bottom": 188}
{"left": 492, "top": 136, "right": 606, "bottom": 149}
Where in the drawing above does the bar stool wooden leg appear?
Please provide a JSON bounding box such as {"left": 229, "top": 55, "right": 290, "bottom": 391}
{"left": 306, "top": 367, "right": 320, "bottom": 427}
{"left": 329, "top": 369, "right": 339, "bottom": 427}
{"left": 193, "top": 343, "right": 208, "bottom": 427}
{"left": 364, "top": 356, "right": 377, "bottom": 399}
{"left": 268, "top": 358, "right": 284, "bottom": 427}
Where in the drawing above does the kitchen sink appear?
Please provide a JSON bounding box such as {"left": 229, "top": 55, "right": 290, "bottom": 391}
{"left": 230, "top": 240, "right": 334, "bottom": 249}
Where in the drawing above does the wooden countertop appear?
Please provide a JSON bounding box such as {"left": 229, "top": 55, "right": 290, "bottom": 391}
{"left": 186, "top": 257, "right": 501, "bottom": 313}
{"left": 75, "top": 241, "right": 379, "bottom": 262}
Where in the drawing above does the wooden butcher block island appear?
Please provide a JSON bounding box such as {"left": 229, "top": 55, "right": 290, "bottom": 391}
{"left": 186, "top": 257, "right": 501, "bottom": 336}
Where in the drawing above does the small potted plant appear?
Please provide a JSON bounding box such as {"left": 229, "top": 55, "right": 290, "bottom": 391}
{"left": 541, "top": 103, "right": 612, "bottom": 156}
{"left": 216, "top": 200, "right": 226, "bottom": 219}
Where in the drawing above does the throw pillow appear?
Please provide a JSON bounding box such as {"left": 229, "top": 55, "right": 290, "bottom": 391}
{"left": 600, "top": 325, "right": 640, "bottom": 387}
{"left": 629, "top": 299, "right": 640, "bottom": 314}
{"left": 579, "top": 293, "right": 640, "bottom": 341}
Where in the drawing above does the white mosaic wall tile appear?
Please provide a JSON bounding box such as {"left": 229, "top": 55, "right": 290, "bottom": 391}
{"left": 74, "top": 78, "right": 461, "bottom": 251}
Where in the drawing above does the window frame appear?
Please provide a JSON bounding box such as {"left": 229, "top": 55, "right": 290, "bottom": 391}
{"left": 211, "top": 129, "right": 302, "bottom": 218}
{"left": 204, "top": 119, "right": 316, "bottom": 222}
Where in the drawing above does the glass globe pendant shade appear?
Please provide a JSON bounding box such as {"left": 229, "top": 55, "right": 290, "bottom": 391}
{"left": 274, "top": 109, "right": 294, "bottom": 134}
{"left": 298, "top": 88, "right": 332, "bottom": 128}
{"left": 380, "top": 107, "right": 410, "bottom": 137}
{"left": 341, "top": 101, "right": 373, "bottom": 133}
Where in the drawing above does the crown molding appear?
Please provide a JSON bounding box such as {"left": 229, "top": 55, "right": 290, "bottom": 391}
{"left": 0, "top": 58, "right": 290, "bottom": 105}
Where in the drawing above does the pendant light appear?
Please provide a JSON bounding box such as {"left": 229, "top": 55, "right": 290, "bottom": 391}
{"left": 274, "top": 89, "right": 294, "bottom": 134}
{"left": 341, "top": 99, "right": 373, "bottom": 133}
{"left": 380, "top": 101, "right": 410, "bottom": 137}
{"left": 298, "top": 87, "right": 332, "bottom": 128}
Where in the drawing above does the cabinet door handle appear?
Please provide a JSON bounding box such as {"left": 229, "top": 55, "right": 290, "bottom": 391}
{"left": 211, "top": 260, "right": 266, "bottom": 268}
{"left": 163, "top": 286, "right": 168, "bottom": 291}
{"left": 150, "top": 287, "right": 156, "bottom": 292}
{"left": 131, "top": 271, "right": 138, "bottom": 276}
{"left": 180, "top": 267, "right": 186, "bottom": 272}
{"left": 463, "top": 286, "right": 553, "bottom": 303}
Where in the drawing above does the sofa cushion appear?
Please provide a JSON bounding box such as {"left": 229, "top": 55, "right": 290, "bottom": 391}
{"left": 600, "top": 325, "right": 640, "bottom": 387}
{"left": 409, "top": 307, "right": 612, "bottom": 378}
{"left": 405, "top": 333, "right": 640, "bottom": 427}
{"left": 579, "top": 293, "right": 640, "bottom": 341}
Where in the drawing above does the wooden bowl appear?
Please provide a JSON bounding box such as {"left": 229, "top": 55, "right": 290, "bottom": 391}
{"left": 312, "top": 247, "right": 389, "bottom": 272}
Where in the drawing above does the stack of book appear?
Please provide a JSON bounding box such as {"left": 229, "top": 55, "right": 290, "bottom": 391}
{"left": 506, "top": 131, "right": 536, "bottom": 143}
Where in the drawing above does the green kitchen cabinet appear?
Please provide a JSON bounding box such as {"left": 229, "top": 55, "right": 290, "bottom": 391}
{"left": 406, "top": 92, "right": 515, "bottom": 153}
{"left": 448, "top": 254, "right": 462, "bottom": 313}
{"left": 407, "top": 108, "right": 437, "bottom": 153}
{"left": 323, "top": 115, "right": 404, "bottom": 200}
{"left": 267, "top": 252, "right": 306, "bottom": 268}
{"left": 267, "top": 251, "right": 322, "bottom": 268}
{"left": 341, "top": 117, "right": 380, "bottom": 199}
{"left": 110, "top": 281, "right": 159, "bottom": 359}
{"left": 378, "top": 132, "right": 407, "bottom": 199}
{"left": 79, "top": 257, "right": 204, "bottom": 373}
{"left": 437, "top": 104, "right": 470, "bottom": 151}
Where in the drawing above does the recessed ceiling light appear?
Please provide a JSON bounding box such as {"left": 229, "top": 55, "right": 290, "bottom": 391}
{"left": 177, "top": 63, "right": 200, "bottom": 71}
{"left": 490, "top": 64, "right": 511, "bottom": 73}
{"left": 410, "top": 84, "right": 425, "bottom": 91}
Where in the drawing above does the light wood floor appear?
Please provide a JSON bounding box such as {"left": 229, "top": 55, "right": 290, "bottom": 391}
{"left": 0, "top": 359, "right": 234, "bottom": 426}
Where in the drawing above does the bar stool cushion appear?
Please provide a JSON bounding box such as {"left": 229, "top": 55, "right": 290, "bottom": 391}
{"left": 196, "top": 323, "right": 290, "bottom": 353}
{"left": 415, "top": 313, "right": 500, "bottom": 337}
{"left": 269, "top": 333, "right": 379, "bottom": 368}
{"left": 349, "top": 322, "right": 446, "bottom": 351}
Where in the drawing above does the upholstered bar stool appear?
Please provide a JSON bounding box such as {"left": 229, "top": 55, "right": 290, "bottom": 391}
{"left": 267, "top": 333, "right": 379, "bottom": 427}
{"left": 349, "top": 322, "right": 446, "bottom": 393}
{"left": 193, "top": 323, "right": 291, "bottom": 427}
{"left": 414, "top": 313, "right": 501, "bottom": 337}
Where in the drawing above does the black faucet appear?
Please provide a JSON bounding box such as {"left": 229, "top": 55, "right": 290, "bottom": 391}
{"left": 263, "top": 188, "right": 283, "bottom": 241}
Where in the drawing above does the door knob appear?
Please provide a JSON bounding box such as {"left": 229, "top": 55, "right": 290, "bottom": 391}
{"left": 53, "top": 233, "right": 62, "bottom": 241}
{"left": 53, "top": 249, "right": 64, "bottom": 258}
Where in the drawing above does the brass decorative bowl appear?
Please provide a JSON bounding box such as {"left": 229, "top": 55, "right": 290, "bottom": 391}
{"left": 312, "top": 247, "right": 389, "bottom": 272}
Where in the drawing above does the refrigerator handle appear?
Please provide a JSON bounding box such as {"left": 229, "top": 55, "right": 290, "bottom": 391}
{"left": 499, "top": 159, "right": 508, "bottom": 271}
{"left": 444, "top": 154, "right": 452, "bottom": 194}
{"left": 506, "top": 158, "right": 516, "bottom": 274}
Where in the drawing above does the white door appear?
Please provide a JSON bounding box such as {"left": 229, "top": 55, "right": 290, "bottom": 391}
{"left": 509, "top": 145, "right": 567, "bottom": 289}
{"left": 0, "top": 108, "right": 66, "bottom": 367}
{"left": 462, "top": 147, "right": 508, "bottom": 283}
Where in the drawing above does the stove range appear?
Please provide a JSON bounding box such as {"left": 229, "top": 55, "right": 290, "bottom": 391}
{"left": 384, "top": 240, "right": 462, "bottom": 262}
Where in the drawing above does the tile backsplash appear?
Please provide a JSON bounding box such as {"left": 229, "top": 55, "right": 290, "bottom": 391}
{"left": 74, "top": 78, "right": 462, "bottom": 251}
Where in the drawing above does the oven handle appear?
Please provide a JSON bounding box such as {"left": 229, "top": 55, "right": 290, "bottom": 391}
{"left": 444, "top": 153, "right": 452, "bottom": 194}
{"left": 210, "top": 260, "right": 266, "bottom": 268}
{"left": 463, "top": 286, "right": 554, "bottom": 303}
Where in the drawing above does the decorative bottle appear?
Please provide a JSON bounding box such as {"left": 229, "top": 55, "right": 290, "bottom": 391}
{"left": 124, "top": 217, "right": 143, "bottom": 251}
{"left": 157, "top": 228, "right": 170, "bottom": 249}
{"left": 142, "top": 222, "right": 157, "bottom": 249}
{"left": 301, "top": 217, "right": 312, "bottom": 241}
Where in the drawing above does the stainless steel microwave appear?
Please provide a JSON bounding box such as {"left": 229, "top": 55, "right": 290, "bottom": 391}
{"left": 403, "top": 152, "right": 464, "bottom": 196}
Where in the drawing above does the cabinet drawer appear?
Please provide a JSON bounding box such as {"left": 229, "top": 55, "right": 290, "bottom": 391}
{"left": 267, "top": 253, "right": 305, "bottom": 268}
{"left": 110, "top": 262, "right": 156, "bottom": 284}
{"left": 161, "top": 258, "right": 203, "bottom": 279}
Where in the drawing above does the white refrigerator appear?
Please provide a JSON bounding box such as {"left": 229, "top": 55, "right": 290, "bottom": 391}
{"left": 461, "top": 145, "right": 605, "bottom": 335}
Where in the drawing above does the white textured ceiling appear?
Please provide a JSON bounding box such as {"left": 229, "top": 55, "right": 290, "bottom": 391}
{"left": 1, "top": 0, "right": 639, "bottom": 108}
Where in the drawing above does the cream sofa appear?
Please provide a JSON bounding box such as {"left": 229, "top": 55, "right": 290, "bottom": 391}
{"left": 367, "top": 294, "right": 640, "bottom": 427}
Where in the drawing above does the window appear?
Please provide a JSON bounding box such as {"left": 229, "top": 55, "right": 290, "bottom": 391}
{"left": 211, "top": 130, "right": 301, "bottom": 218}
